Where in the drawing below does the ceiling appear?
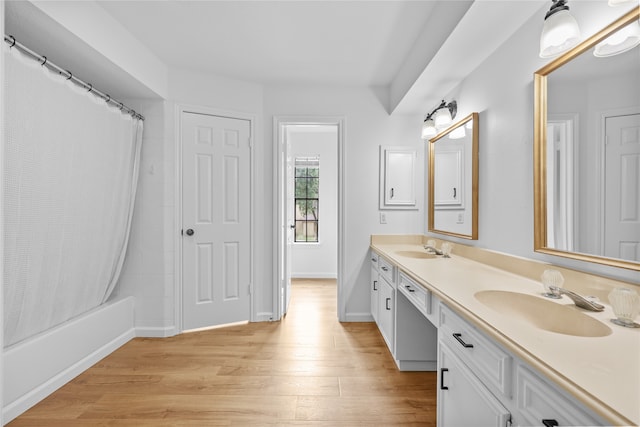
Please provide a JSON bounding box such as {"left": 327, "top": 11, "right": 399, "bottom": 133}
{"left": 96, "top": 0, "right": 465, "bottom": 88}
{"left": 5, "top": 1, "right": 548, "bottom": 114}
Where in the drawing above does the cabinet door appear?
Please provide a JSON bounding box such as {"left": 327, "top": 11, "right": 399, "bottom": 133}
{"left": 379, "top": 146, "right": 417, "bottom": 209}
{"left": 378, "top": 277, "right": 395, "bottom": 351}
{"left": 438, "top": 341, "right": 511, "bottom": 427}
{"left": 370, "top": 265, "right": 379, "bottom": 323}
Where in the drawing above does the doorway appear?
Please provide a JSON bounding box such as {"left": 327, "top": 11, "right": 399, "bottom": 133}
{"left": 274, "top": 117, "right": 345, "bottom": 321}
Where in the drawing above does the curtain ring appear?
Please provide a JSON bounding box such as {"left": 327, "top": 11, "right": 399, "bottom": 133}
{"left": 65, "top": 70, "right": 73, "bottom": 81}
{"left": 118, "top": 102, "right": 124, "bottom": 111}
{"left": 40, "top": 56, "right": 47, "bottom": 66}
{"left": 8, "top": 35, "right": 16, "bottom": 48}
{"left": 86, "top": 83, "right": 93, "bottom": 93}
{"left": 105, "top": 94, "right": 111, "bottom": 103}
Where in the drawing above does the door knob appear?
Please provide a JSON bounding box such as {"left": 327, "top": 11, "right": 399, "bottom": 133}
{"left": 289, "top": 224, "right": 296, "bottom": 229}
{"left": 185, "top": 229, "right": 194, "bottom": 236}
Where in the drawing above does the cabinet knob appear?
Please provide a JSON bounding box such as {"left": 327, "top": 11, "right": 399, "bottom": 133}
{"left": 386, "top": 298, "right": 391, "bottom": 310}
{"left": 185, "top": 228, "right": 194, "bottom": 236}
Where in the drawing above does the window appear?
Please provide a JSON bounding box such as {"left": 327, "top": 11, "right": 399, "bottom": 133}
{"left": 294, "top": 157, "right": 319, "bottom": 242}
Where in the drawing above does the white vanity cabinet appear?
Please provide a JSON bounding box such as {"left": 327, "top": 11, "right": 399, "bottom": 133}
{"left": 370, "top": 252, "right": 395, "bottom": 351}
{"left": 370, "top": 252, "right": 438, "bottom": 371}
{"left": 437, "top": 303, "right": 606, "bottom": 427}
{"left": 438, "top": 340, "right": 511, "bottom": 427}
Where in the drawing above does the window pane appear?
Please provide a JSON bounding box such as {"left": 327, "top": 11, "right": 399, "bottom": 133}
{"left": 295, "top": 177, "right": 307, "bottom": 198}
{"left": 295, "top": 166, "right": 307, "bottom": 178}
{"left": 295, "top": 200, "right": 307, "bottom": 220}
{"left": 307, "top": 199, "right": 318, "bottom": 220}
{"left": 307, "top": 221, "right": 318, "bottom": 242}
{"left": 307, "top": 177, "right": 319, "bottom": 199}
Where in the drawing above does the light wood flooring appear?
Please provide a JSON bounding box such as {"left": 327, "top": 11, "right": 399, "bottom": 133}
{"left": 9, "top": 279, "right": 437, "bottom": 426}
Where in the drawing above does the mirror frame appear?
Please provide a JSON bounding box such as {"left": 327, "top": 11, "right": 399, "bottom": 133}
{"left": 428, "top": 112, "right": 479, "bottom": 240}
{"left": 534, "top": 8, "right": 640, "bottom": 271}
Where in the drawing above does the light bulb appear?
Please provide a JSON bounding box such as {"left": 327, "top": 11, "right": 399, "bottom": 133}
{"left": 449, "top": 126, "right": 466, "bottom": 139}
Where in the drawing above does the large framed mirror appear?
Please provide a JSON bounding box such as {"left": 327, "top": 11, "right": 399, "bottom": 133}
{"left": 534, "top": 8, "right": 640, "bottom": 271}
{"left": 428, "top": 112, "right": 479, "bottom": 239}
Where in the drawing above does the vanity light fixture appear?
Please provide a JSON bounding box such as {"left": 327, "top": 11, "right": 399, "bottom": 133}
{"left": 421, "top": 100, "right": 457, "bottom": 140}
{"left": 594, "top": 21, "right": 640, "bottom": 57}
{"left": 539, "top": 0, "right": 581, "bottom": 58}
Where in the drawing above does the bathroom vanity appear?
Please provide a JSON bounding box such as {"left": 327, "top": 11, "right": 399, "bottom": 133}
{"left": 370, "top": 235, "right": 639, "bottom": 427}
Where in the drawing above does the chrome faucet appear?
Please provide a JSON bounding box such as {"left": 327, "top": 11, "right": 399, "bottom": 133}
{"left": 549, "top": 286, "right": 605, "bottom": 312}
{"left": 424, "top": 245, "right": 443, "bottom": 256}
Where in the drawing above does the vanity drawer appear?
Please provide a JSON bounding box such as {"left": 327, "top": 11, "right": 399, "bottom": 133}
{"left": 378, "top": 256, "right": 395, "bottom": 285}
{"left": 515, "top": 364, "right": 604, "bottom": 426}
{"left": 439, "top": 304, "right": 512, "bottom": 399}
{"left": 399, "top": 272, "right": 431, "bottom": 317}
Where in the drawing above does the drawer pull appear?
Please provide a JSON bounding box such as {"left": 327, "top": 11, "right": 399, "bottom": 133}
{"left": 371, "top": 258, "right": 377, "bottom": 262}
{"left": 453, "top": 333, "right": 474, "bottom": 348}
{"left": 386, "top": 298, "right": 391, "bottom": 310}
{"left": 381, "top": 266, "right": 389, "bottom": 272}
{"left": 440, "top": 368, "right": 449, "bottom": 390}
{"left": 373, "top": 280, "right": 378, "bottom": 291}
{"left": 542, "top": 420, "right": 558, "bottom": 427}
{"left": 405, "top": 285, "right": 415, "bottom": 293}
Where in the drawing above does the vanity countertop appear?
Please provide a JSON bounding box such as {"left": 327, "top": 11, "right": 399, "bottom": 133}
{"left": 371, "top": 236, "right": 639, "bottom": 427}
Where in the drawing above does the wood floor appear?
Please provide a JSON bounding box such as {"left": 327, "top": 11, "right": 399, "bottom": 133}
{"left": 9, "top": 279, "right": 437, "bottom": 426}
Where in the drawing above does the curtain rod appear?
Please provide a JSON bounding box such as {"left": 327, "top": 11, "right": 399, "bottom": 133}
{"left": 4, "top": 35, "right": 144, "bottom": 121}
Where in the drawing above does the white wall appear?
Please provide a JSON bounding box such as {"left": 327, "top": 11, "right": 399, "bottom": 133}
{"left": 432, "top": 2, "right": 639, "bottom": 284}
{"left": 1, "top": 1, "right": 5, "bottom": 422}
{"left": 288, "top": 128, "right": 338, "bottom": 278}
{"left": 263, "top": 85, "right": 425, "bottom": 320}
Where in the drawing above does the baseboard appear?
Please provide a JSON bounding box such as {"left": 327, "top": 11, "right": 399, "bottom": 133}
{"left": 3, "top": 297, "right": 135, "bottom": 424}
{"left": 343, "top": 312, "right": 374, "bottom": 322}
{"left": 396, "top": 360, "right": 437, "bottom": 371}
{"left": 135, "top": 325, "right": 177, "bottom": 338}
{"left": 254, "top": 312, "right": 276, "bottom": 322}
{"left": 291, "top": 273, "right": 337, "bottom": 279}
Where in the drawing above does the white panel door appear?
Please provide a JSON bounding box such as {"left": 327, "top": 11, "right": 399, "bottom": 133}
{"left": 605, "top": 113, "right": 640, "bottom": 261}
{"left": 182, "top": 112, "right": 251, "bottom": 330}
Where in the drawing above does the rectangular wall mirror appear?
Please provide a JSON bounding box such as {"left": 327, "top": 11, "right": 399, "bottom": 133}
{"left": 534, "top": 8, "right": 640, "bottom": 271}
{"left": 428, "top": 112, "right": 479, "bottom": 239}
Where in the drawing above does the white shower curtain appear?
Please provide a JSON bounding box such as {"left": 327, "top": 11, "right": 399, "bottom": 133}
{"left": 3, "top": 46, "right": 143, "bottom": 347}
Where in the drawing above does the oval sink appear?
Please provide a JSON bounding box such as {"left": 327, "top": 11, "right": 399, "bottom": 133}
{"left": 395, "top": 250, "right": 438, "bottom": 259}
{"left": 474, "top": 290, "right": 612, "bottom": 338}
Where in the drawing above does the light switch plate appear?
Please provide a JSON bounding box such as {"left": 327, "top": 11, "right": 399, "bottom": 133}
{"left": 380, "top": 212, "right": 387, "bottom": 224}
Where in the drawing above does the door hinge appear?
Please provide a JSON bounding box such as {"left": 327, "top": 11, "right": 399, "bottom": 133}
{"left": 248, "top": 137, "right": 253, "bottom": 148}
{"left": 248, "top": 284, "right": 252, "bottom": 295}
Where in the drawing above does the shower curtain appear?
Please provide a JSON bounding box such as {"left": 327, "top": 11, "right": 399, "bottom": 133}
{"left": 3, "top": 46, "right": 143, "bottom": 347}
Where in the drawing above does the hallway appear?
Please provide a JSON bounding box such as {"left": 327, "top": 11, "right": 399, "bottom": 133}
{"left": 9, "top": 279, "right": 437, "bottom": 426}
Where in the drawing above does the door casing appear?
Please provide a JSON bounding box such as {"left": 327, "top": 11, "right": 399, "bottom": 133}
{"left": 273, "top": 116, "right": 346, "bottom": 321}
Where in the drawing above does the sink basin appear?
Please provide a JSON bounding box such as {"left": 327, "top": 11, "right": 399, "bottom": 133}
{"left": 395, "top": 250, "right": 438, "bottom": 259}
{"left": 474, "top": 290, "right": 612, "bottom": 338}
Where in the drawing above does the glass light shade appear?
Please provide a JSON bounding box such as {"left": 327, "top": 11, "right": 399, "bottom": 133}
{"left": 421, "top": 119, "right": 437, "bottom": 139}
{"left": 539, "top": 9, "right": 581, "bottom": 58}
{"left": 449, "top": 126, "right": 466, "bottom": 139}
{"left": 434, "top": 108, "right": 452, "bottom": 128}
{"left": 594, "top": 22, "right": 640, "bottom": 57}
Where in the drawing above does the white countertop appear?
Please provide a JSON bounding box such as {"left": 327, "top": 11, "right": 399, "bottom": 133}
{"left": 371, "top": 239, "right": 640, "bottom": 427}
